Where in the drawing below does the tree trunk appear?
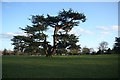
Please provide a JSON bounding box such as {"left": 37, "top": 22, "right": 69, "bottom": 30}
{"left": 52, "top": 27, "right": 58, "bottom": 55}
{"left": 44, "top": 37, "right": 48, "bottom": 57}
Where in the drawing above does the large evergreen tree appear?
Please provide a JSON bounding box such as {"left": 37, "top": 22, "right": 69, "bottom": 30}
{"left": 47, "top": 9, "right": 86, "bottom": 54}
{"left": 11, "top": 9, "right": 86, "bottom": 56}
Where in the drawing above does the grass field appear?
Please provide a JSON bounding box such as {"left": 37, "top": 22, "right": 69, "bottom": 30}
{"left": 2, "top": 54, "right": 119, "bottom": 78}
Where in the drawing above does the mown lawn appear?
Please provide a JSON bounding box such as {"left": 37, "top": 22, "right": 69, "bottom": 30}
{"left": 2, "top": 54, "right": 119, "bottom": 78}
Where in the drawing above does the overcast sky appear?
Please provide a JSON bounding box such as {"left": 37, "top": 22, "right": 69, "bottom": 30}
{"left": 1, "top": 2, "right": 118, "bottom": 51}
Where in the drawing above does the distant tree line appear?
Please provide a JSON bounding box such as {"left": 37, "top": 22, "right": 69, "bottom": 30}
{"left": 81, "top": 38, "right": 120, "bottom": 55}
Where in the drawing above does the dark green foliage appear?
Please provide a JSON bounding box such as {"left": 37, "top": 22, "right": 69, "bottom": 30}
{"left": 113, "top": 37, "right": 120, "bottom": 54}
{"left": 106, "top": 48, "right": 112, "bottom": 54}
{"left": 47, "top": 9, "right": 86, "bottom": 54}
{"left": 96, "top": 49, "right": 102, "bottom": 55}
{"left": 11, "top": 9, "right": 86, "bottom": 56}
{"left": 56, "top": 33, "right": 80, "bottom": 55}
{"left": 11, "top": 15, "right": 49, "bottom": 55}
{"left": 58, "top": 8, "right": 86, "bottom": 32}
{"left": 2, "top": 49, "right": 9, "bottom": 55}
{"left": 11, "top": 36, "right": 26, "bottom": 53}
{"left": 82, "top": 47, "right": 90, "bottom": 54}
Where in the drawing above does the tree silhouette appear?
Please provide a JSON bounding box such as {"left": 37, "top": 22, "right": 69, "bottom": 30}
{"left": 98, "top": 41, "right": 108, "bottom": 54}
{"left": 106, "top": 48, "right": 111, "bottom": 54}
{"left": 82, "top": 47, "right": 90, "bottom": 55}
{"left": 113, "top": 37, "right": 120, "bottom": 54}
{"left": 47, "top": 9, "right": 86, "bottom": 54}
{"left": 2, "top": 48, "right": 8, "bottom": 55}
{"left": 11, "top": 9, "right": 86, "bottom": 56}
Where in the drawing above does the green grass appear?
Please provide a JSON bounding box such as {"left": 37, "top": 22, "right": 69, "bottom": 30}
{"left": 2, "top": 54, "right": 119, "bottom": 78}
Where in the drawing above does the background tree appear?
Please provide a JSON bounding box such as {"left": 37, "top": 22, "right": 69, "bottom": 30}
{"left": 105, "top": 48, "right": 111, "bottom": 54}
{"left": 98, "top": 41, "right": 108, "bottom": 54}
{"left": 2, "top": 48, "right": 9, "bottom": 55}
{"left": 113, "top": 37, "right": 120, "bottom": 54}
{"left": 89, "top": 48, "right": 96, "bottom": 55}
{"left": 82, "top": 47, "right": 90, "bottom": 55}
{"left": 96, "top": 49, "right": 102, "bottom": 55}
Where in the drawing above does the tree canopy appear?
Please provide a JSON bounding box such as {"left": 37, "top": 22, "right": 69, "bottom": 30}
{"left": 47, "top": 9, "right": 86, "bottom": 54}
{"left": 11, "top": 9, "right": 86, "bottom": 56}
